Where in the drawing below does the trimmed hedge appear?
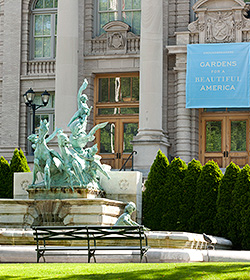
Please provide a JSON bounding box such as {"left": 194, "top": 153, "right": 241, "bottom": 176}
{"left": 0, "top": 156, "right": 11, "bottom": 198}
{"left": 142, "top": 151, "right": 250, "bottom": 249}
{"left": 142, "top": 150, "right": 169, "bottom": 230}
{"left": 229, "top": 164, "right": 250, "bottom": 249}
{"left": 214, "top": 162, "right": 240, "bottom": 239}
{"left": 10, "top": 149, "right": 30, "bottom": 173}
{"left": 192, "top": 160, "right": 223, "bottom": 234}
{"left": 179, "top": 159, "right": 203, "bottom": 233}
{"left": 161, "top": 157, "right": 187, "bottom": 231}
{"left": 0, "top": 149, "right": 30, "bottom": 198}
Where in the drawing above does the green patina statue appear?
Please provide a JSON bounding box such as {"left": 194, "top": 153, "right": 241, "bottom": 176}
{"left": 28, "top": 79, "right": 110, "bottom": 191}
{"left": 115, "top": 202, "right": 150, "bottom": 230}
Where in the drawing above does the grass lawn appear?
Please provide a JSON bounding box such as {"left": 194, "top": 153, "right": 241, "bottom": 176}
{"left": 0, "top": 263, "right": 250, "bottom": 280}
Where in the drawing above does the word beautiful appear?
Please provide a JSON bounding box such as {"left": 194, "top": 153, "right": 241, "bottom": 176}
{"left": 195, "top": 60, "right": 240, "bottom": 92}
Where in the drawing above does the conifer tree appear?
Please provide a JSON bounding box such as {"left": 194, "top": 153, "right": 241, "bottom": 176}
{"left": 214, "top": 162, "right": 240, "bottom": 239}
{"left": 0, "top": 156, "right": 11, "bottom": 198}
{"left": 179, "top": 159, "right": 202, "bottom": 232}
{"left": 8, "top": 149, "right": 30, "bottom": 198}
{"left": 193, "top": 160, "right": 222, "bottom": 234}
{"left": 10, "top": 148, "right": 30, "bottom": 173}
{"left": 161, "top": 157, "right": 187, "bottom": 231}
{"left": 142, "top": 150, "right": 169, "bottom": 230}
{"left": 229, "top": 164, "right": 250, "bottom": 249}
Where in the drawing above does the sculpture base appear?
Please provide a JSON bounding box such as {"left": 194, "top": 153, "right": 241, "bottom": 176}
{"left": 28, "top": 186, "right": 104, "bottom": 200}
{"left": 0, "top": 198, "right": 125, "bottom": 228}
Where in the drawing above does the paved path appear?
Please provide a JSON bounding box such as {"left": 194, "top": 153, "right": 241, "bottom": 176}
{"left": 1, "top": 246, "right": 250, "bottom": 263}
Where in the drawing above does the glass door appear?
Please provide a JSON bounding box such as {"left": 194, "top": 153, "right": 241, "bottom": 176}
{"left": 227, "top": 117, "right": 249, "bottom": 167}
{"left": 94, "top": 73, "right": 139, "bottom": 169}
{"left": 200, "top": 114, "right": 249, "bottom": 168}
{"left": 202, "top": 117, "right": 226, "bottom": 168}
{"left": 96, "top": 119, "right": 138, "bottom": 170}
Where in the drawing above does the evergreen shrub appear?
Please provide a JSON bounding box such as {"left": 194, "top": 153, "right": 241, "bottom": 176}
{"left": 10, "top": 149, "right": 30, "bottom": 173}
{"left": 142, "top": 150, "right": 169, "bottom": 230}
{"left": 193, "top": 160, "right": 223, "bottom": 235}
{"left": 214, "top": 162, "right": 240, "bottom": 239}
{"left": 179, "top": 159, "right": 202, "bottom": 233}
{"left": 6, "top": 149, "right": 31, "bottom": 198}
{"left": 0, "top": 156, "right": 11, "bottom": 198}
{"left": 229, "top": 164, "right": 250, "bottom": 249}
{"left": 161, "top": 157, "right": 187, "bottom": 231}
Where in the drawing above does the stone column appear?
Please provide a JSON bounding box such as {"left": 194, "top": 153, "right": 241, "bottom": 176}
{"left": 132, "top": 0, "right": 169, "bottom": 173}
{"left": 175, "top": 53, "right": 192, "bottom": 162}
{"left": 0, "top": 0, "right": 22, "bottom": 159}
{"left": 55, "top": 0, "right": 79, "bottom": 133}
{"left": 167, "top": 32, "right": 199, "bottom": 163}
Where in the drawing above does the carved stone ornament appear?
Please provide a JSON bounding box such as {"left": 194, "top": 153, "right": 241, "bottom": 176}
{"left": 108, "top": 32, "right": 125, "bottom": 49}
{"left": 119, "top": 179, "right": 129, "bottom": 191}
{"left": 21, "top": 180, "right": 30, "bottom": 191}
{"left": 188, "top": 0, "right": 250, "bottom": 44}
{"left": 205, "top": 12, "right": 235, "bottom": 42}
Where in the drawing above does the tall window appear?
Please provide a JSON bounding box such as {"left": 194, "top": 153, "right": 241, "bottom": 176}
{"left": 244, "top": 0, "right": 250, "bottom": 18}
{"left": 190, "top": 0, "right": 198, "bottom": 22}
{"left": 31, "top": 0, "right": 58, "bottom": 59}
{"left": 98, "top": 0, "right": 141, "bottom": 35}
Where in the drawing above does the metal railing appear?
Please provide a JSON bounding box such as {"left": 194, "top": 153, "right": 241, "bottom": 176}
{"left": 119, "top": 150, "right": 137, "bottom": 171}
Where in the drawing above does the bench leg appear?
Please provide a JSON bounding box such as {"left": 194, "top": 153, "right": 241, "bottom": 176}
{"left": 37, "top": 250, "right": 46, "bottom": 263}
{"left": 140, "top": 250, "right": 148, "bottom": 263}
{"left": 88, "top": 249, "right": 96, "bottom": 263}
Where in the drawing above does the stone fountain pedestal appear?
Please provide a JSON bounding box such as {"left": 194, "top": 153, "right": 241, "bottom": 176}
{"left": 0, "top": 198, "right": 125, "bottom": 228}
{"left": 27, "top": 187, "right": 102, "bottom": 200}
{"left": 13, "top": 170, "right": 143, "bottom": 223}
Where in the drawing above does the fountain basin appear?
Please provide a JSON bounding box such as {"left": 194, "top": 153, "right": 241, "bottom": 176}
{"left": 0, "top": 198, "right": 125, "bottom": 228}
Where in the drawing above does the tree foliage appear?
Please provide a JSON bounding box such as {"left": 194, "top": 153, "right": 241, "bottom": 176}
{"left": 0, "top": 157, "right": 11, "bottom": 198}
{"left": 179, "top": 159, "right": 203, "bottom": 233}
{"left": 193, "top": 160, "right": 223, "bottom": 235}
{"left": 10, "top": 149, "right": 30, "bottom": 173}
{"left": 214, "top": 162, "right": 240, "bottom": 239}
{"left": 142, "top": 153, "right": 250, "bottom": 250}
{"left": 161, "top": 157, "right": 187, "bottom": 231}
{"left": 142, "top": 150, "right": 169, "bottom": 230}
{"left": 229, "top": 164, "right": 250, "bottom": 249}
{"left": 3, "top": 149, "right": 31, "bottom": 199}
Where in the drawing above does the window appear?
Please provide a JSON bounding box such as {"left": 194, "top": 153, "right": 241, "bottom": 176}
{"left": 97, "top": 0, "right": 141, "bottom": 35}
{"left": 244, "top": 0, "right": 250, "bottom": 18}
{"left": 97, "top": 74, "right": 139, "bottom": 116}
{"left": 31, "top": 0, "right": 58, "bottom": 59}
{"left": 190, "top": 0, "right": 198, "bottom": 22}
{"left": 94, "top": 73, "right": 139, "bottom": 169}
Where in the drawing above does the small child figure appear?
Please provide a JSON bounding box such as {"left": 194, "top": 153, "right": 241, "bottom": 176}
{"left": 115, "top": 202, "right": 150, "bottom": 230}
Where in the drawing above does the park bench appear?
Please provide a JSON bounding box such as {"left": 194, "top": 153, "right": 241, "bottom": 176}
{"left": 32, "top": 225, "right": 149, "bottom": 263}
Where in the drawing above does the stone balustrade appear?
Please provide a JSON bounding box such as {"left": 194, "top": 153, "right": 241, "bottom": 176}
{"left": 90, "top": 37, "right": 107, "bottom": 54}
{"left": 27, "top": 60, "right": 56, "bottom": 75}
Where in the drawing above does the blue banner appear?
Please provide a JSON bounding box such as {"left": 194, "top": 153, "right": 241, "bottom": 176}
{"left": 186, "top": 43, "right": 250, "bottom": 108}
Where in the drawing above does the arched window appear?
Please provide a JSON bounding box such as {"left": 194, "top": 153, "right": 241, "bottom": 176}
{"left": 31, "top": 0, "right": 58, "bottom": 59}
{"left": 97, "top": 0, "right": 141, "bottom": 35}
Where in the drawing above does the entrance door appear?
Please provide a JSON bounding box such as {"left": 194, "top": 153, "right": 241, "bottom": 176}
{"left": 200, "top": 114, "right": 249, "bottom": 167}
{"left": 96, "top": 119, "right": 138, "bottom": 169}
{"left": 94, "top": 73, "right": 140, "bottom": 169}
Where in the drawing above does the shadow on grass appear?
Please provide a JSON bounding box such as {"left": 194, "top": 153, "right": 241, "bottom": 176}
{"left": 1, "top": 263, "right": 250, "bottom": 280}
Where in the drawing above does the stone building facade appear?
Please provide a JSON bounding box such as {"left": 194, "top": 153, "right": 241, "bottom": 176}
{"left": 0, "top": 0, "right": 250, "bottom": 175}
